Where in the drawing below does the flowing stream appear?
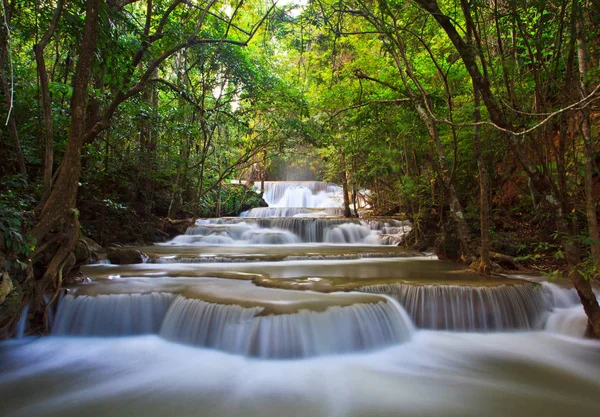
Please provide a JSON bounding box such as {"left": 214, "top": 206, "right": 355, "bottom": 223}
{"left": 1, "top": 181, "right": 599, "bottom": 417}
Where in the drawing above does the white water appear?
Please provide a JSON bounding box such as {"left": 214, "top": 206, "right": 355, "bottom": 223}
{"left": 1, "top": 331, "right": 599, "bottom": 417}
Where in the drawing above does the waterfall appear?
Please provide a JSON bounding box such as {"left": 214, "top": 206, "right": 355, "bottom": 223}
{"left": 50, "top": 292, "right": 413, "bottom": 358}
{"left": 357, "top": 282, "right": 548, "bottom": 331}
{"left": 53, "top": 293, "right": 176, "bottom": 336}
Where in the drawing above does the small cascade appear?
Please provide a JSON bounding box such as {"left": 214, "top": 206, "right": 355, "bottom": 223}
{"left": 53, "top": 293, "right": 176, "bottom": 336}
{"left": 14, "top": 304, "right": 29, "bottom": 338}
{"left": 545, "top": 306, "right": 588, "bottom": 337}
{"left": 324, "top": 223, "right": 377, "bottom": 244}
{"left": 160, "top": 296, "right": 413, "bottom": 358}
{"left": 358, "top": 282, "right": 548, "bottom": 331}
{"left": 241, "top": 228, "right": 301, "bottom": 244}
{"left": 541, "top": 282, "right": 597, "bottom": 338}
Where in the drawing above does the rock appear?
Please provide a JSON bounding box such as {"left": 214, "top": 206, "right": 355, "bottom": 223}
{"left": 162, "top": 218, "right": 195, "bottom": 238}
{"left": 74, "top": 237, "right": 105, "bottom": 264}
{"left": 107, "top": 248, "right": 145, "bottom": 264}
{"left": 82, "top": 237, "right": 103, "bottom": 254}
{"left": 0, "top": 271, "right": 14, "bottom": 305}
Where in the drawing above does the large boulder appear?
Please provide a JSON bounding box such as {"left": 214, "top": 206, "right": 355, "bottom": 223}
{"left": 107, "top": 247, "right": 146, "bottom": 264}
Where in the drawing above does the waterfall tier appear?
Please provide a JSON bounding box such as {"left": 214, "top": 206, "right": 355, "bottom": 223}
{"left": 160, "top": 296, "right": 412, "bottom": 358}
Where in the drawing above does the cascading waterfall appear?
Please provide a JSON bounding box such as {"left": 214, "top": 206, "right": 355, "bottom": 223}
{"left": 158, "top": 181, "right": 411, "bottom": 245}
{"left": 357, "top": 282, "right": 549, "bottom": 331}
{"left": 51, "top": 292, "right": 414, "bottom": 358}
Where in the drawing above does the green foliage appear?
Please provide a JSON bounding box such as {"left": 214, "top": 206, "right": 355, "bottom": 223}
{"left": 0, "top": 176, "right": 37, "bottom": 271}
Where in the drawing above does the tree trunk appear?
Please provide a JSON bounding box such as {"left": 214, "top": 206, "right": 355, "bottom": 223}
{"left": 473, "top": 87, "right": 491, "bottom": 273}
{"left": 340, "top": 149, "right": 351, "bottom": 218}
{"left": 29, "top": 0, "right": 101, "bottom": 328}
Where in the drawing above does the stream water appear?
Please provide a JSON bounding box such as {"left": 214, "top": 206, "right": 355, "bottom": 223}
{"left": 1, "top": 181, "right": 599, "bottom": 417}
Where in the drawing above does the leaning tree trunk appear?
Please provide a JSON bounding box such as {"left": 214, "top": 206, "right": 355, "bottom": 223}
{"left": 28, "top": 0, "right": 101, "bottom": 330}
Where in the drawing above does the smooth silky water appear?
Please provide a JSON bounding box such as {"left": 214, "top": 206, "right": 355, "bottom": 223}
{"left": 1, "top": 181, "right": 599, "bottom": 417}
